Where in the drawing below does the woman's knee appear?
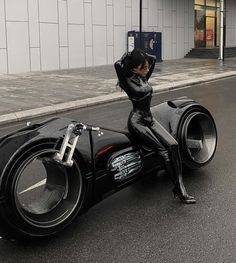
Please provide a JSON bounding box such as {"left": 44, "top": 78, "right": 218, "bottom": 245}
{"left": 168, "top": 141, "right": 179, "bottom": 152}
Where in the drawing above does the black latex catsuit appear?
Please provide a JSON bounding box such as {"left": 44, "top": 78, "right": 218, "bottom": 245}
{"left": 114, "top": 53, "right": 196, "bottom": 204}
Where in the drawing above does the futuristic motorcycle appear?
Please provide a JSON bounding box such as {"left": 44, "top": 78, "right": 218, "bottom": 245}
{"left": 0, "top": 97, "right": 217, "bottom": 239}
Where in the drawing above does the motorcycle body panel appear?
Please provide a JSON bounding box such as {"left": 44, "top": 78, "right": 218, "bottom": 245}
{"left": 0, "top": 118, "right": 165, "bottom": 205}
{"left": 152, "top": 98, "right": 201, "bottom": 136}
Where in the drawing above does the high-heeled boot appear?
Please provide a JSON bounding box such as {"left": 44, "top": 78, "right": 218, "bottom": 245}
{"left": 162, "top": 149, "right": 196, "bottom": 204}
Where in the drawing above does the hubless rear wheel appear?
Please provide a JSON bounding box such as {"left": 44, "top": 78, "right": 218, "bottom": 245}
{"left": 0, "top": 140, "right": 86, "bottom": 239}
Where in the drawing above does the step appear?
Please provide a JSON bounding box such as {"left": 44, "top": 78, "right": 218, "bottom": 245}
{"left": 185, "top": 47, "right": 236, "bottom": 58}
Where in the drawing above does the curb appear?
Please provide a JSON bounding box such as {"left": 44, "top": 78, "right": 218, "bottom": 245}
{"left": 0, "top": 71, "right": 236, "bottom": 126}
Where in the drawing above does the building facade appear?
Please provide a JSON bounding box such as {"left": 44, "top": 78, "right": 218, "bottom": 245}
{"left": 0, "top": 0, "right": 235, "bottom": 74}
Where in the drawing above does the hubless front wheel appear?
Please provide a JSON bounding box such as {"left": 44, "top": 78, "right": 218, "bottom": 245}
{"left": 0, "top": 140, "right": 86, "bottom": 239}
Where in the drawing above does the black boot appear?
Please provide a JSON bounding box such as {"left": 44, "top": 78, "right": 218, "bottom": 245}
{"left": 172, "top": 184, "right": 196, "bottom": 204}
{"left": 162, "top": 148, "right": 196, "bottom": 204}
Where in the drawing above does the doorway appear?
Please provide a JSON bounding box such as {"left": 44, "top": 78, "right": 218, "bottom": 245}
{"left": 194, "top": 0, "right": 220, "bottom": 48}
{"left": 206, "top": 16, "right": 215, "bottom": 47}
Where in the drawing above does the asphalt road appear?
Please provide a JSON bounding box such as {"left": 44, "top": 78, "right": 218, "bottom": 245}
{"left": 0, "top": 77, "right": 236, "bottom": 263}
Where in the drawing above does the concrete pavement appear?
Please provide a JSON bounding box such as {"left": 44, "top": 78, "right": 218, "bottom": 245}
{"left": 0, "top": 57, "right": 236, "bottom": 125}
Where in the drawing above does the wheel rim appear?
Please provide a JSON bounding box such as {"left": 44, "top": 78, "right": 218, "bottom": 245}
{"left": 183, "top": 112, "right": 217, "bottom": 164}
{"left": 13, "top": 148, "right": 82, "bottom": 228}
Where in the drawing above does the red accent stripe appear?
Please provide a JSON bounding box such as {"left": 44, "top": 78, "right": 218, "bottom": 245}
{"left": 96, "top": 146, "right": 114, "bottom": 156}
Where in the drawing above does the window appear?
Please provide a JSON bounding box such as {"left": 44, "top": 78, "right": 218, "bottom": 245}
{"left": 195, "top": 0, "right": 205, "bottom": 5}
{"left": 206, "top": 0, "right": 216, "bottom": 7}
{"left": 194, "top": 0, "right": 220, "bottom": 48}
{"left": 206, "top": 8, "right": 216, "bottom": 16}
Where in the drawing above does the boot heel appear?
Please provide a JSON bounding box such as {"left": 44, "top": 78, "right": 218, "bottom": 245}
{"left": 172, "top": 186, "right": 196, "bottom": 204}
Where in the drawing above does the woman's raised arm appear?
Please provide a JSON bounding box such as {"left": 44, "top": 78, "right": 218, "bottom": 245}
{"left": 146, "top": 54, "right": 156, "bottom": 81}
{"left": 114, "top": 53, "right": 129, "bottom": 91}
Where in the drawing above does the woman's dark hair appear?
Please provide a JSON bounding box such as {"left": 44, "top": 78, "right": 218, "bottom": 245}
{"left": 122, "top": 49, "right": 149, "bottom": 77}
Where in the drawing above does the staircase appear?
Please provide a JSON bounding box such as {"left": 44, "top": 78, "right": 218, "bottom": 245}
{"left": 185, "top": 47, "right": 236, "bottom": 59}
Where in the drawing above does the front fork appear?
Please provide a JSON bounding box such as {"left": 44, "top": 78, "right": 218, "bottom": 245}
{"left": 54, "top": 124, "right": 79, "bottom": 166}
{"left": 53, "top": 123, "right": 102, "bottom": 167}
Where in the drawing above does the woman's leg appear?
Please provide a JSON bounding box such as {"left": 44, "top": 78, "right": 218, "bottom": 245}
{"left": 129, "top": 119, "right": 195, "bottom": 203}
{"left": 128, "top": 120, "right": 167, "bottom": 153}
{"left": 149, "top": 119, "right": 196, "bottom": 204}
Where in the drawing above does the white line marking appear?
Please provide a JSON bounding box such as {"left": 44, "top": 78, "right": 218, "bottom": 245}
{"left": 19, "top": 179, "right": 46, "bottom": 195}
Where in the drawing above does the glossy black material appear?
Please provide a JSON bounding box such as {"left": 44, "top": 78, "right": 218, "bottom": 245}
{"left": 0, "top": 98, "right": 217, "bottom": 239}
{"left": 114, "top": 54, "right": 198, "bottom": 204}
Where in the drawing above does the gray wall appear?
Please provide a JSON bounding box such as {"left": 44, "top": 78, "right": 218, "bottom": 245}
{"left": 226, "top": 0, "right": 236, "bottom": 47}
{"left": 0, "top": 0, "right": 194, "bottom": 74}
{"left": 154, "top": 0, "right": 194, "bottom": 60}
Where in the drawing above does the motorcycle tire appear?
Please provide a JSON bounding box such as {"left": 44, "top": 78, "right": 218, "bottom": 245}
{"left": 0, "top": 140, "right": 86, "bottom": 239}
{"left": 177, "top": 106, "right": 217, "bottom": 170}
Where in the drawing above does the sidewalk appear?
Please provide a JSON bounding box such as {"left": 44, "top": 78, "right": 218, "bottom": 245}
{"left": 0, "top": 57, "right": 236, "bottom": 125}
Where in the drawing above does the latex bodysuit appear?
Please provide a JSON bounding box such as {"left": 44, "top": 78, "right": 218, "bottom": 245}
{"left": 114, "top": 54, "right": 196, "bottom": 204}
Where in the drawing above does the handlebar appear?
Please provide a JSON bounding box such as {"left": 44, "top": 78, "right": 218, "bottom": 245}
{"left": 73, "top": 123, "right": 102, "bottom": 136}
{"left": 74, "top": 123, "right": 100, "bottom": 131}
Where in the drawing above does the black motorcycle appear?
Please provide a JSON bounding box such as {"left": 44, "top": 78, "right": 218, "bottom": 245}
{"left": 0, "top": 97, "right": 217, "bottom": 239}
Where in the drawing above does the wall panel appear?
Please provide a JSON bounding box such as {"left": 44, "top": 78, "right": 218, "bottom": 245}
{"left": 0, "top": 0, "right": 198, "bottom": 73}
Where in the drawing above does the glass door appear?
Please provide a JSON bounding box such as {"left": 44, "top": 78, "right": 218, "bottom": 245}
{"left": 206, "top": 16, "right": 215, "bottom": 47}
{"left": 195, "top": 6, "right": 205, "bottom": 48}
{"left": 194, "top": 0, "right": 220, "bottom": 48}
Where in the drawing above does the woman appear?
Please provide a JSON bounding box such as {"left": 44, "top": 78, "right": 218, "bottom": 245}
{"left": 114, "top": 49, "right": 196, "bottom": 204}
